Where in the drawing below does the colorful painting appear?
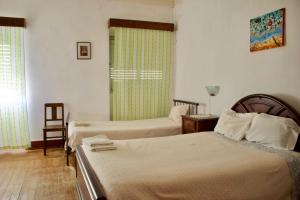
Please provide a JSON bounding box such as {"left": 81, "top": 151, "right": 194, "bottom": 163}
{"left": 250, "top": 8, "right": 285, "bottom": 52}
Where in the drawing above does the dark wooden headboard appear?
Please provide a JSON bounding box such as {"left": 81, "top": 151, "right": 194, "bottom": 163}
{"left": 173, "top": 99, "right": 199, "bottom": 115}
{"left": 231, "top": 94, "right": 300, "bottom": 152}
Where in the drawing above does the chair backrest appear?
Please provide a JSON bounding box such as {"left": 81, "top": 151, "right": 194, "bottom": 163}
{"left": 44, "top": 103, "right": 64, "bottom": 126}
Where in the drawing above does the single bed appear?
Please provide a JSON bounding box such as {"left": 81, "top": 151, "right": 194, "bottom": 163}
{"left": 66, "top": 99, "right": 199, "bottom": 164}
{"left": 75, "top": 94, "right": 300, "bottom": 200}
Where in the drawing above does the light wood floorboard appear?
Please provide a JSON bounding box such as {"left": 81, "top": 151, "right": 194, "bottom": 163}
{"left": 0, "top": 148, "right": 78, "bottom": 200}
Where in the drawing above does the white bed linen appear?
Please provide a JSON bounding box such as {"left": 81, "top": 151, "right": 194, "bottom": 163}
{"left": 82, "top": 132, "right": 293, "bottom": 200}
{"left": 68, "top": 117, "right": 181, "bottom": 150}
{"left": 246, "top": 113, "right": 300, "bottom": 150}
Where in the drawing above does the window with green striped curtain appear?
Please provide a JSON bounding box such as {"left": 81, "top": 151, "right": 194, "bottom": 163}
{"left": 110, "top": 27, "right": 174, "bottom": 121}
{"left": 0, "top": 26, "right": 30, "bottom": 149}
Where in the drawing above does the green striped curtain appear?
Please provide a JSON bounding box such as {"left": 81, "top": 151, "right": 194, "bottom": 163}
{"left": 110, "top": 27, "right": 174, "bottom": 121}
{"left": 0, "top": 26, "right": 30, "bottom": 149}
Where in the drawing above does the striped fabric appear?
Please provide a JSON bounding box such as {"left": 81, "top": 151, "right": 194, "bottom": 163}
{"left": 110, "top": 28, "right": 174, "bottom": 121}
{"left": 0, "top": 26, "right": 30, "bottom": 149}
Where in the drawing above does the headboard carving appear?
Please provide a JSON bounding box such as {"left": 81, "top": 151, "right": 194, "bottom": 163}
{"left": 231, "top": 94, "right": 300, "bottom": 152}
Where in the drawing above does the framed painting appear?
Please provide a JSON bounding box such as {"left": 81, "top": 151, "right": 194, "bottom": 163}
{"left": 77, "top": 42, "right": 91, "bottom": 59}
{"left": 250, "top": 8, "right": 285, "bottom": 52}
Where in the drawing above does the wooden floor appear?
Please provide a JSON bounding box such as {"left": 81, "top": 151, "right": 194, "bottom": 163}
{"left": 0, "top": 148, "right": 78, "bottom": 200}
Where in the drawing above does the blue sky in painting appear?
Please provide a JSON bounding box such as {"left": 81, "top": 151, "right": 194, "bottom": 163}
{"left": 250, "top": 26, "right": 282, "bottom": 43}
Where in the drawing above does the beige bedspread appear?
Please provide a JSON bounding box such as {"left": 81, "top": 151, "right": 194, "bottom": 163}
{"left": 69, "top": 117, "right": 181, "bottom": 150}
{"left": 82, "top": 132, "right": 293, "bottom": 200}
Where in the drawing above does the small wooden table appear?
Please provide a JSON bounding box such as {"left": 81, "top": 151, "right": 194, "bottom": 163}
{"left": 182, "top": 115, "right": 219, "bottom": 134}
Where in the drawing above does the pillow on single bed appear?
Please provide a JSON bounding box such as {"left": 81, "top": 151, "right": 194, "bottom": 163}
{"left": 168, "top": 105, "right": 189, "bottom": 124}
{"left": 246, "top": 113, "right": 300, "bottom": 150}
{"left": 214, "top": 109, "right": 257, "bottom": 141}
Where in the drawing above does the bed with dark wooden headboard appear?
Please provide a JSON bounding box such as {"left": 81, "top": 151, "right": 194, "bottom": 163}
{"left": 75, "top": 94, "right": 300, "bottom": 200}
{"left": 231, "top": 93, "right": 300, "bottom": 152}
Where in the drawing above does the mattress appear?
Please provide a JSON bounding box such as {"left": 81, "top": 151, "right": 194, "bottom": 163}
{"left": 82, "top": 132, "right": 294, "bottom": 200}
{"left": 68, "top": 117, "right": 181, "bottom": 150}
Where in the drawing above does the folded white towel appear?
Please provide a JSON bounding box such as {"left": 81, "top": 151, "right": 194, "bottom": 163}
{"left": 82, "top": 135, "right": 117, "bottom": 151}
{"left": 84, "top": 139, "right": 113, "bottom": 146}
{"left": 82, "top": 135, "right": 113, "bottom": 146}
{"left": 90, "top": 145, "right": 117, "bottom": 152}
{"left": 84, "top": 142, "right": 114, "bottom": 148}
{"left": 74, "top": 122, "right": 90, "bottom": 127}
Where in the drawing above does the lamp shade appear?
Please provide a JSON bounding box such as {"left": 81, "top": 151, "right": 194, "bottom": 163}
{"left": 205, "top": 86, "right": 220, "bottom": 96}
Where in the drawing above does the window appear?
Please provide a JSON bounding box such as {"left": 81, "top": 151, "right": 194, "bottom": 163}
{"left": 0, "top": 18, "right": 30, "bottom": 149}
{"left": 109, "top": 27, "right": 174, "bottom": 121}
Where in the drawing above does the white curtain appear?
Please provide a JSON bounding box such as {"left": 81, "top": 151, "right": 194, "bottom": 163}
{"left": 0, "top": 26, "right": 30, "bottom": 149}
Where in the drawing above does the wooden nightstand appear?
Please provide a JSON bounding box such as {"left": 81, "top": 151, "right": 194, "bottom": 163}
{"left": 182, "top": 115, "right": 219, "bottom": 134}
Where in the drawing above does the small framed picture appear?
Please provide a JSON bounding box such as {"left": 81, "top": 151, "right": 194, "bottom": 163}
{"left": 77, "top": 42, "right": 91, "bottom": 59}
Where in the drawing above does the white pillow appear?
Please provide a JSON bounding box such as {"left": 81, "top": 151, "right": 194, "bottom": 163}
{"left": 168, "top": 105, "right": 189, "bottom": 124}
{"left": 246, "top": 113, "right": 300, "bottom": 150}
{"left": 214, "top": 109, "right": 257, "bottom": 141}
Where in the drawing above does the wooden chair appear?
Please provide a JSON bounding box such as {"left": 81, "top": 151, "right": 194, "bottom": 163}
{"left": 43, "top": 103, "right": 66, "bottom": 155}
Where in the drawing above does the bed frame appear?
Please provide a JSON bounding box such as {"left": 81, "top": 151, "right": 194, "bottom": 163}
{"left": 231, "top": 94, "right": 300, "bottom": 151}
{"left": 66, "top": 99, "right": 199, "bottom": 166}
{"left": 75, "top": 94, "right": 300, "bottom": 200}
{"left": 173, "top": 99, "right": 199, "bottom": 115}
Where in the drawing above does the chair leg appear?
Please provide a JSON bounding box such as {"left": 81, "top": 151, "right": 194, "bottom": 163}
{"left": 63, "top": 130, "right": 66, "bottom": 142}
{"left": 66, "top": 148, "right": 70, "bottom": 166}
{"left": 65, "top": 128, "right": 69, "bottom": 166}
{"left": 43, "top": 130, "right": 47, "bottom": 156}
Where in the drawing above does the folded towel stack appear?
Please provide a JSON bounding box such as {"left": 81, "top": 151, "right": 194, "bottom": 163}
{"left": 74, "top": 122, "right": 90, "bottom": 127}
{"left": 82, "top": 135, "right": 117, "bottom": 152}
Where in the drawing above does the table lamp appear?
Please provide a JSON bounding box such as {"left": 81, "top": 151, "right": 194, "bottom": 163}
{"left": 205, "top": 86, "right": 220, "bottom": 115}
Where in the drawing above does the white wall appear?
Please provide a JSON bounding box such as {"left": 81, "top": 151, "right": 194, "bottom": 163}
{"left": 0, "top": 0, "right": 174, "bottom": 140}
{"left": 2, "top": 0, "right": 299, "bottom": 141}
{"left": 174, "top": 0, "right": 300, "bottom": 115}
